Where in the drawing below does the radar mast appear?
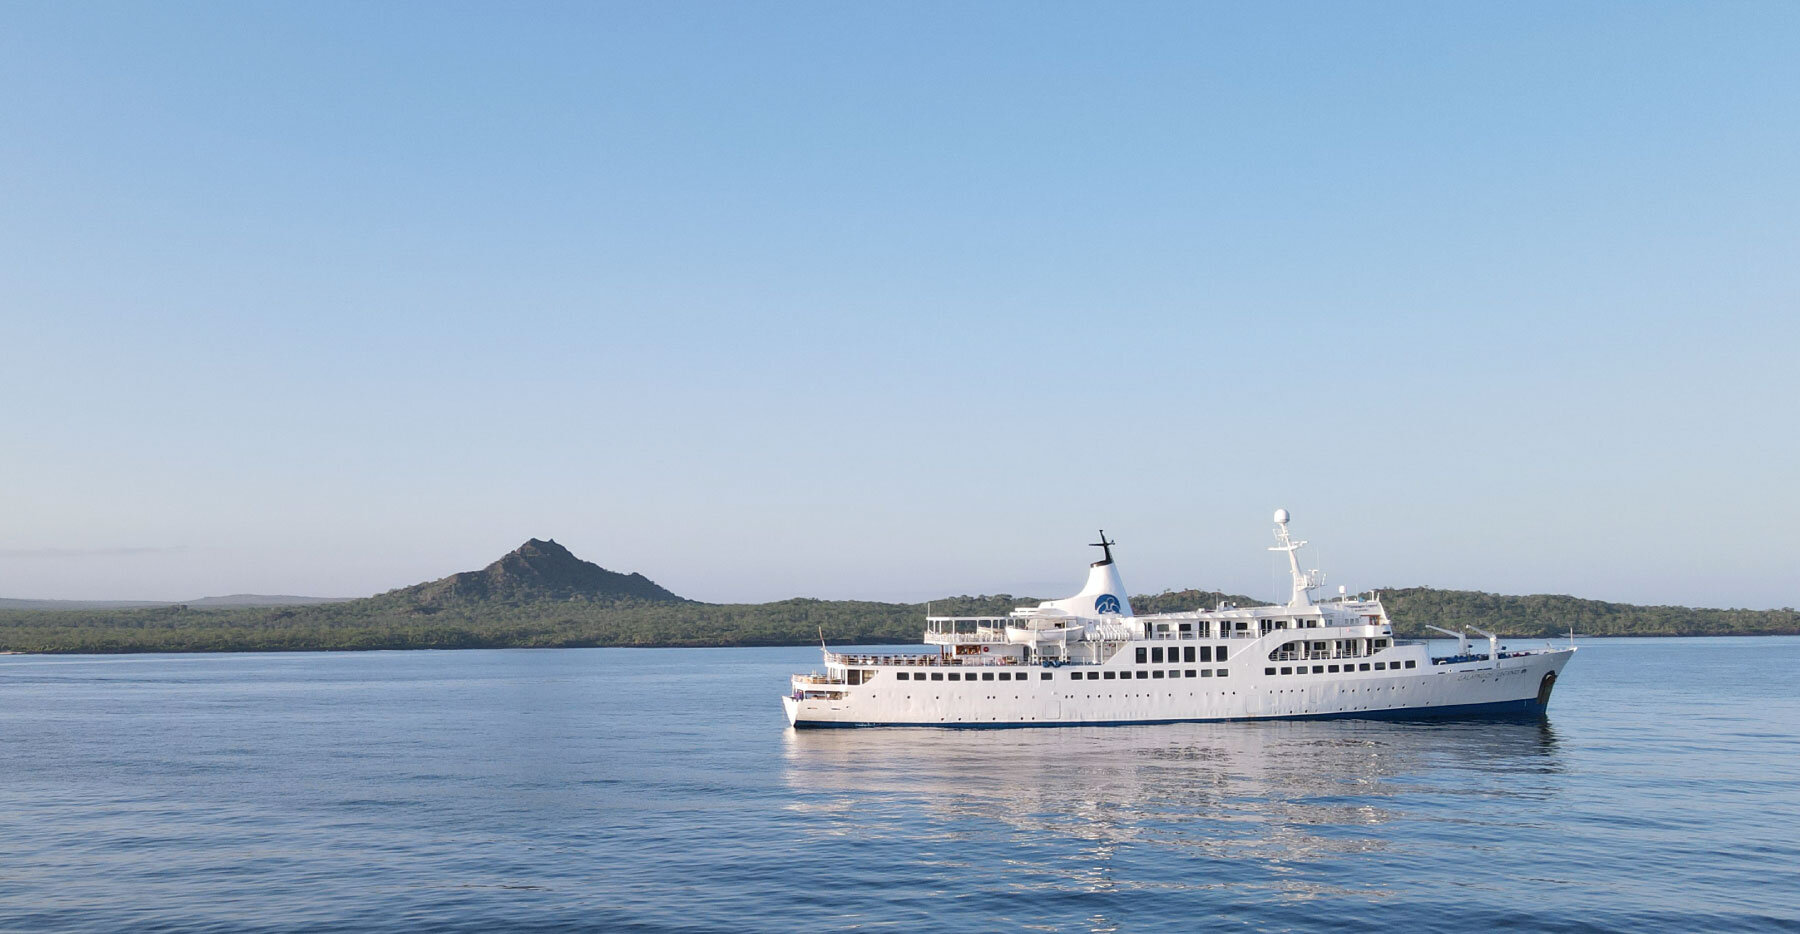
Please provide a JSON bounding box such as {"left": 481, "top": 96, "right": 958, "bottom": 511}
{"left": 1269, "top": 508, "right": 1323, "bottom": 606}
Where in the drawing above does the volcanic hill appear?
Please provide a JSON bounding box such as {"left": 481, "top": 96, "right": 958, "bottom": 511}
{"left": 391, "top": 538, "right": 686, "bottom": 605}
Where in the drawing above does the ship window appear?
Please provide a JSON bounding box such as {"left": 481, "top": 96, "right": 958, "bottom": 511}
{"left": 1199, "top": 646, "right": 1212, "bottom": 662}
{"left": 1265, "top": 667, "right": 1277, "bottom": 675}
{"left": 1374, "top": 662, "right": 1386, "bottom": 670}
{"left": 1200, "top": 669, "right": 1212, "bottom": 677}
{"left": 930, "top": 672, "right": 943, "bottom": 681}
{"left": 1040, "top": 672, "right": 1052, "bottom": 680}
{"left": 1359, "top": 663, "right": 1371, "bottom": 671}
{"left": 1183, "top": 646, "right": 1195, "bottom": 663}
{"left": 981, "top": 672, "right": 995, "bottom": 681}
{"left": 1328, "top": 665, "right": 1339, "bottom": 673}
{"left": 1185, "top": 669, "right": 1196, "bottom": 678}
{"left": 1179, "top": 623, "right": 1191, "bottom": 633}
{"left": 1135, "top": 671, "right": 1148, "bottom": 679}
{"left": 1103, "top": 671, "right": 1116, "bottom": 680}
{"left": 1405, "top": 660, "right": 1416, "bottom": 668}
{"left": 895, "top": 672, "right": 908, "bottom": 680}
{"left": 1216, "top": 669, "right": 1228, "bottom": 677}
{"left": 1216, "top": 646, "right": 1228, "bottom": 661}
{"left": 1151, "top": 647, "right": 1164, "bottom": 663}
{"left": 1312, "top": 665, "right": 1324, "bottom": 674}
{"left": 1280, "top": 667, "right": 1293, "bottom": 675}
{"left": 1153, "top": 670, "right": 1164, "bottom": 679}
{"left": 1135, "top": 648, "right": 1147, "bottom": 664}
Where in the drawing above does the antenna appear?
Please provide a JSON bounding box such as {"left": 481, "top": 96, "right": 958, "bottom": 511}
{"left": 1089, "top": 530, "right": 1117, "bottom": 566}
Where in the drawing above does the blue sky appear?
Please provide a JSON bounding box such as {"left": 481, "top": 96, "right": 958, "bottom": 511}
{"left": 2, "top": 2, "right": 1795, "bottom": 607}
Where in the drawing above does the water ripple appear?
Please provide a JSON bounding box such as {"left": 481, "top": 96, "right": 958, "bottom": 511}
{"left": 1, "top": 639, "right": 1797, "bottom": 932}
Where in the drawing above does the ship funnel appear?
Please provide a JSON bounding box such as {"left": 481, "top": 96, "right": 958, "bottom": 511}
{"left": 1035, "top": 533, "right": 1133, "bottom": 618}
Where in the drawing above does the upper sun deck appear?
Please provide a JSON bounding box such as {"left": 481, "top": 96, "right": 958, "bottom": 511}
{"left": 924, "top": 593, "right": 1390, "bottom": 645}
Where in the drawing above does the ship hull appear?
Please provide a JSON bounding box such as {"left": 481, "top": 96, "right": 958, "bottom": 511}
{"left": 785, "top": 648, "right": 1571, "bottom": 729}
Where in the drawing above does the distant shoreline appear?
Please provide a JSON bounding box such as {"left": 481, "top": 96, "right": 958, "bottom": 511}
{"left": 4, "top": 629, "right": 1798, "bottom": 658}
{"left": 4, "top": 549, "right": 1794, "bottom": 657}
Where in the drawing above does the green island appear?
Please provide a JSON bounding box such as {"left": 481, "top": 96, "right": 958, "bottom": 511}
{"left": 2, "top": 539, "right": 1794, "bottom": 654}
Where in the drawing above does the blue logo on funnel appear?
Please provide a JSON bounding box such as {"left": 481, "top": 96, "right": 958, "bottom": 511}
{"left": 1094, "top": 594, "right": 1122, "bottom": 615}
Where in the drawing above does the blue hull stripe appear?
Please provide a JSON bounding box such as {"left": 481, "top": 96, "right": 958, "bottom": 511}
{"left": 792, "top": 697, "right": 1548, "bottom": 729}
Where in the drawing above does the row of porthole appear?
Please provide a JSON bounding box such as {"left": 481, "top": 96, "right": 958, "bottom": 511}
{"left": 906, "top": 691, "right": 1245, "bottom": 703}
{"left": 1263, "top": 660, "right": 1416, "bottom": 676}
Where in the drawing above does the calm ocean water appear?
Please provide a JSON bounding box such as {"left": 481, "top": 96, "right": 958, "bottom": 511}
{"left": 1, "top": 637, "right": 1797, "bottom": 933}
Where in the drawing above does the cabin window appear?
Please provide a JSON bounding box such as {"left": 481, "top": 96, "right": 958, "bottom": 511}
{"left": 1000, "top": 672, "right": 1013, "bottom": 681}
{"left": 1135, "top": 671, "right": 1148, "bottom": 679}
{"left": 1183, "top": 647, "right": 1195, "bottom": 663}
{"left": 1199, "top": 646, "right": 1212, "bottom": 663}
{"left": 1328, "top": 665, "right": 1339, "bottom": 673}
{"left": 1265, "top": 667, "right": 1277, "bottom": 675}
{"left": 1151, "top": 647, "right": 1164, "bottom": 663}
{"left": 1153, "top": 670, "right": 1164, "bottom": 679}
{"left": 1216, "top": 669, "right": 1228, "bottom": 677}
{"left": 1040, "top": 672, "right": 1052, "bottom": 680}
{"left": 1185, "top": 670, "right": 1196, "bottom": 678}
{"left": 1280, "top": 666, "right": 1293, "bottom": 675}
{"left": 947, "top": 672, "right": 961, "bottom": 681}
{"left": 977, "top": 672, "right": 991, "bottom": 681}
{"left": 1135, "top": 647, "right": 1147, "bottom": 664}
{"left": 1359, "top": 663, "right": 1370, "bottom": 671}
{"left": 1405, "top": 660, "right": 1416, "bottom": 669}
{"left": 895, "top": 672, "right": 908, "bottom": 680}
{"left": 1179, "top": 623, "right": 1191, "bottom": 633}
{"left": 1312, "top": 665, "right": 1324, "bottom": 674}
{"left": 1374, "top": 662, "right": 1386, "bottom": 670}
{"left": 930, "top": 672, "right": 943, "bottom": 681}
{"left": 1216, "top": 646, "right": 1228, "bottom": 661}
{"left": 1103, "top": 671, "right": 1116, "bottom": 680}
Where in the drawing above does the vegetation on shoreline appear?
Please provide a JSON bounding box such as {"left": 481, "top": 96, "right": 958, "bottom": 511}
{"left": 2, "top": 540, "right": 1793, "bottom": 654}
{"left": 1, "top": 587, "right": 1794, "bottom": 655}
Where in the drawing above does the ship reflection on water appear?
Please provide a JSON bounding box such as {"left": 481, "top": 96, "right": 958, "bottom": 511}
{"left": 781, "top": 720, "right": 1562, "bottom": 908}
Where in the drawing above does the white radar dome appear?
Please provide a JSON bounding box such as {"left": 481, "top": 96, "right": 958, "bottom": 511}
{"left": 1273, "top": 508, "right": 1290, "bottom": 524}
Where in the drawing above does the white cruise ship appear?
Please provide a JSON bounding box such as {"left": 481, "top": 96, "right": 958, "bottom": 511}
{"left": 782, "top": 511, "right": 1575, "bottom": 728}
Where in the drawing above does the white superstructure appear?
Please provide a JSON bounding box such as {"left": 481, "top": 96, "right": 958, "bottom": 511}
{"left": 782, "top": 512, "right": 1574, "bottom": 728}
